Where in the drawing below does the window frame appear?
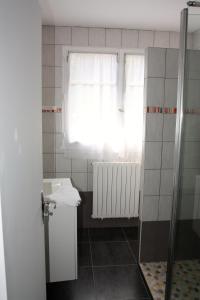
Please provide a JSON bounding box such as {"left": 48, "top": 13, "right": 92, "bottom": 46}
{"left": 62, "top": 47, "right": 144, "bottom": 112}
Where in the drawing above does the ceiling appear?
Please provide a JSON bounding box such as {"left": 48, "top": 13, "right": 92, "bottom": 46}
{"left": 39, "top": 0, "right": 188, "bottom": 31}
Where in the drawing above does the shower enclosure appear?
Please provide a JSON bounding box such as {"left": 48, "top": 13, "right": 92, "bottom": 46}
{"left": 139, "top": 3, "right": 200, "bottom": 300}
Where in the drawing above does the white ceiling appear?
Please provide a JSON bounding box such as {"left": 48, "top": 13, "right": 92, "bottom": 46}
{"left": 39, "top": 0, "right": 188, "bottom": 31}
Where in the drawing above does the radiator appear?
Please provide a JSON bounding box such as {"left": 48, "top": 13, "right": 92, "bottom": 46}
{"left": 92, "top": 162, "right": 140, "bottom": 219}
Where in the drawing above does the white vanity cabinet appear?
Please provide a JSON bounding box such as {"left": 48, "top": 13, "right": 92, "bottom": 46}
{"left": 43, "top": 178, "right": 81, "bottom": 282}
{"left": 49, "top": 205, "right": 78, "bottom": 282}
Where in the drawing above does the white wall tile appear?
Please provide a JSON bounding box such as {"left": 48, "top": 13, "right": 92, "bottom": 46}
{"left": 145, "top": 48, "right": 166, "bottom": 78}
{"left": 182, "top": 168, "right": 200, "bottom": 195}
{"left": 43, "top": 133, "right": 55, "bottom": 153}
{"left": 163, "top": 115, "right": 176, "bottom": 141}
{"left": 138, "top": 31, "right": 154, "bottom": 48}
{"left": 89, "top": 28, "right": 106, "bottom": 47}
{"left": 145, "top": 114, "right": 163, "bottom": 142}
{"left": 55, "top": 88, "right": 63, "bottom": 106}
{"left": 144, "top": 170, "right": 160, "bottom": 195}
{"left": 42, "top": 26, "right": 55, "bottom": 45}
{"left": 122, "top": 29, "right": 138, "bottom": 48}
{"left": 106, "top": 29, "right": 122, "bottom": 48}
{"left": 42, "top": 113, "right": 55, "bottom": 133}
{"left": 87, "top": 173, "right": 93, "bottom": 191}
{"left": 142, "top": 196, "right": 159, "bottom": 221}
{"left": 71, "top": 173, "right": 87, "bottom": 191}
{"left": 72, "top": 159, "right": 87, "bottom": 172}
{"left": 162, "top": 142, "right": 174, "bottom": 169}
{"left": 192, "top": 30, "right": 200, "bottom": 50}
{"left": 56, "top": 154, "right": 71, "bottom": 173}
{"left": 42, "top": 88, "right": 55, "bottom": 106}
{"left": 42, "top": 67, "right": 55, "bottom": 88}
{"left": 55, "top": 67, "right": 62, "bottom": 88}
{"left": 188, "top": 50, "right": 200, "bottom": 79}
{"left": 166, "top": 49, "right": 179, "bottom": 78}
{"left": 160, "top": 169, "right": 173, "bottom": 195}
{"left": 184, "top": 115, "right": 200, "bottom": 141}
{"left": 183, "top": 142, "right": 200, "bottom": 169}
{"left": 55, "top": 133, "right": 64, "bottom": 153}
{"left": 146, "top": 78, "right": 165, "bottom": 106}
{"left": 187, "top": 33, "right": 193, "bottom": 49}
{"left": 42, "top": 45, "right": 55, "bottom": 66}
{"left": 56, "top": 172, "right": 72, "bottom": 178}
{"left": 169, "top": 32, "right": 180, "bottom": 49}
{"left": 56, "top": 172, "right": 71, "bottom": 179}
{"left": 55, "top": 26, "right": 71, "bottom": 45}
{"left": 164, "top": 79, "right": 178, "bottom": 107}
{"left": 179, "top": 194, "right": 195, "bottom": 220}
{"left": 72, "top": 27, "right": 89, "bottom": 46}
{"left": 144, "top": 142, "right": 162, "bottom": 169}
{"left": 187, "top": 79, "right": 200, "bottom": 108}
{"left": 55, "top": 45, "right": 64, "bottom": 67}
{"left": 154, "top": 31, "right": 170, "bottom": 48}
{"left": 55, "top": 113, "right": 62, "bottom": 133}
{"left": 158, "top": 196, "right": 172, "bottom": 221}
{"left": 43, "top": 173, "right": 56, "bottom": 179}
{"left": 43, "top": 154, "right": 55, "bottom": 173}
{"left": 87, "top": 159, "right": 94, "bottom": 173}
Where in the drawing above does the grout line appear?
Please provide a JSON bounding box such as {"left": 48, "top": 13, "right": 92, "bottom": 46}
{"left": 92, "top": 263, "right": 137, "bottom": 268}
{"left": 137, "top": 30, "right": 140, "bottom": 48}
{"left": 88, "top": 229, "right": 96, "bottom": 295}
{"left": 121, "top": 226, "right": 128, "bottom": 241}
{"left": 152, "top": 31, "right": 156, "bottom": 47}
{"left": 121, "top": 227, "right": 151, "bottom": 298}
{"left": 89, "top": 238, "right": 128, "bottom": 243}
{"left": 121, "top": 227, "right": 138, "bottom": 263}
{"left": 157, "top": 48, "right": 167, "bottom": 221}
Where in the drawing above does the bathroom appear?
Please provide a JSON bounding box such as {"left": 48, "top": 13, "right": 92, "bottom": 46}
{"left": 1, "top": 1, "right": 200, "bottom": 300}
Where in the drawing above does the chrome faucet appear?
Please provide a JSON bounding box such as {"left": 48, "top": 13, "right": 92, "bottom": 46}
{"left": 41, "top": 192, "right": 56, "bottom": 217}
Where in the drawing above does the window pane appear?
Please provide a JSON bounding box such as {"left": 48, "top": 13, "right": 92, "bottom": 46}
{"left": 123, "top": 54, "right": 144, "bottom": 162}
{"left": 67, "top": 53, "right": 119, "bottom": 149}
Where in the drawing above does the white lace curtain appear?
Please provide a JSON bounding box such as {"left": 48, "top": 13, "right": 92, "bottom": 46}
{"left": 63, "top": 52, "right": 144, "bottom": 162}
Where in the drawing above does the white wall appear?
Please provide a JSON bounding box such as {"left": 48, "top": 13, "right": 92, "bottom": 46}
{"left": 0, "top": 1, "right": 46, "bottom": 300}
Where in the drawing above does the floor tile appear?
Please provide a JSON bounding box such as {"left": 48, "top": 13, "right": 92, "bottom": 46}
{"left": 91, "top": 241, "right": 136, "bottom": 266}
{"left": 78, "top": 243, "right": 91, "bottom": 266}
{"left": 129, "top": 240, "right": 139, "bottom": 259}
{"left": 89, "top": 227, "right": 125, "bottom": 242}
{"left": 78, "top": 228, "right": 89, "bottom": 242}
{"left": 47, "top": 282, "right": 66, "bottom": 300}
{"left": 93, "top": 265, "right": 150, "bottom": 300}
{"left": 47, "top": 267, "right": 95, "bottom": 300}
{"left": 123, "top": 227, "right": 138, "bottom": 241}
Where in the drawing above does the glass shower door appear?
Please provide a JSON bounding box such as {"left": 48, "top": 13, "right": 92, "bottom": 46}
{"left": 167, "top": 6, "right": 200, "bottom": 300}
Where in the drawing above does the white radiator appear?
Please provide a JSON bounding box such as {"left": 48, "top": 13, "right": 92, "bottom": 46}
{"left": 92, "top": 162, "right": 140, "bottom": 219}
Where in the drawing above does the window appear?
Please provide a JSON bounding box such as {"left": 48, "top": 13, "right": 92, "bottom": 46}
{"left": 63, "top": 50, "right": 144, "bottom": 162}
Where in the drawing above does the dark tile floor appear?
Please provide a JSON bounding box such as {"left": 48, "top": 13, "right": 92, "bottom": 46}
{"left": 47, "top": 227, "right": 151, "bottom": 300}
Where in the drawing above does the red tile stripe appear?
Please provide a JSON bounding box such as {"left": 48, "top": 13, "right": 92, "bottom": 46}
{"left": 145, "top": 107, "right": 177, "bottom": 114}
{"left": 42, "top": 106, "right": 62, "bottom": 113}
{"left": 145, "top": 106, "right": 200, "bottom": 114}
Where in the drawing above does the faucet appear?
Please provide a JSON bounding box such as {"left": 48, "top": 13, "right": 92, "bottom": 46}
{"left": 41, "top": 192, "right": 56, "bottom": 217}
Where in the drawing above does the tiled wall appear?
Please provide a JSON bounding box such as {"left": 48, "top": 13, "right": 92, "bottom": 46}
{"left": 193, "top": 30, "right": 200, "bottom": 50}
{"left": 141, "top": 47, "right": 200, "bottom": 222}
{"left": 180, "top": 49, "right": 200, "bottom": 220}
{"left": 42, "top": 26, "right": 182, "bottom": 192}
{"left": 141, "top": 47, "right": 179, "bottom": 222}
